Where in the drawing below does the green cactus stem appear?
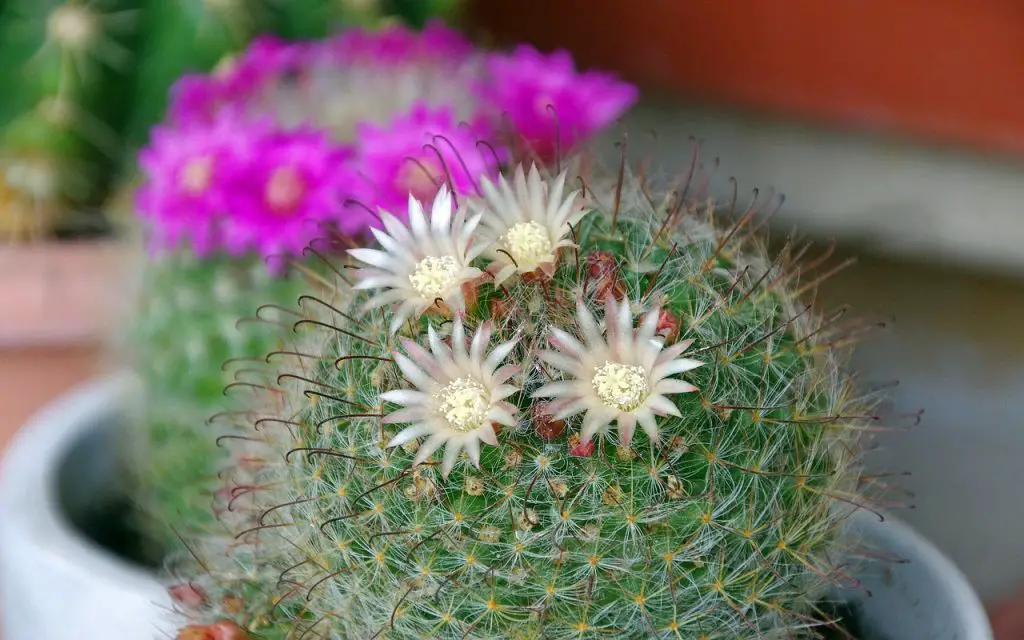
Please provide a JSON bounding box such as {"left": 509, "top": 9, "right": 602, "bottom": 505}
{"left": 168, "top": 153, "right": 896, "bottom": 639}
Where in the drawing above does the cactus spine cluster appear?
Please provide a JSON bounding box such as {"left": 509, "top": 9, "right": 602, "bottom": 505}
{"left": 170, "top": 153, "right": 883, "bottom": 639}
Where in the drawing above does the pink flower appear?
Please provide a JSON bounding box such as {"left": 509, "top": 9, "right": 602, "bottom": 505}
{"left": 167, "top": 35, "right": 312, "bottom": 126}
{"left": 478, "top": 45, "right": 638, "bottom": 163}
{"left": 136, "top": 112, "right": 272, "bottom": 256}
{"left": 219, "top": 127, "right": 356, "bottom": 269}
{"left": 328, "top": 19, "right": 474, "bottom": 66}
{"left": 352, "top": 103, "right": 503, "bottom": 218}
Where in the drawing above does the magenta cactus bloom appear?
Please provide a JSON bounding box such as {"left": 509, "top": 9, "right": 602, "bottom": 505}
{"left": 478, "top": 45, "right": 639, "bottom": 163}
{"left": 143, "top": 22, "right": 638, "bottom": 274}
{"left": 353, "top": 103, "right": 502, "bottom": 218}
{"left": 168, "top": 35, "right": 313, "bottom": 126}
{"left": 219, "top": 128, "right": 356, "bottom": 266}
{"left": 136, "top": 112, "right": 274, "bottom": 256}
{"left": 328, "top": 19, "right": 474, "bottom": 66}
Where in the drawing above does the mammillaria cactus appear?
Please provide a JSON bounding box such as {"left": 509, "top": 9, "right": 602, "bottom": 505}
{"left": 167, "top": 150, "right": 891, "bottom": 638}
{"left": 124, "top": 21, "right": 637, "bottom": 557}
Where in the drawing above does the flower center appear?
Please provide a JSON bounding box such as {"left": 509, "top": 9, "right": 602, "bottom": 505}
{"left": 395, "top": 157, "right": 443, "bottom": 203}
{"left": 503, "top": 221, "right": 553, "bottom": 269}
{"left": 592, "top": 362, "right": 649, "bottom": 412}
{"left": 409, "top": 255, "right": 461, "bottom": 299}
{"left": 437, "top": 377, "right": 489, "bottom": 433}
{"left": 47, "top": 6, "right": 97, "bottom": 51}
{"left": 180, "top": 157, "right": 214, "bottom": 195}
{"left": 265, "top": 166, "right": 306, "bottom": 215}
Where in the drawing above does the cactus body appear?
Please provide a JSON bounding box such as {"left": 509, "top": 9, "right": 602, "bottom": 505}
{"left": 126, "top": 251, "right": 334, "bottom": 556}
{"left": 172, "top": 158, "right": 881, "bottom": 639}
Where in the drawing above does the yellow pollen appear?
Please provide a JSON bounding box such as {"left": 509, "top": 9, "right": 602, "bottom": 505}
{"left": 514, "top": 542, "right": 525, "bottom": 553}
{"left": 592, "top": 362, "right": 649, "bottom": 411}
{"left": 546, "top": 585, "right": 556, "bottom": 596}
{"left": 465, "top": 554, "right": 476, "bottom": 565}
{"left": 574, "top": 622, "right": 590, "bottom": 632}
{"left": 442, "top": 613, "right": 453, "bottom": 622}
{"left": 373, "top": 503, "right": 384, "bottom": 514}
{"left": 588, "top": 555, "right": 599, "bottom": 567}
{"left": 502, "top": 221, "right": 553, "bottom": 270}
{"left": 486, "top": 599, "right": 499, "bottom": 611}
{"left": 634, "top": 594, "right": 646, "bottom": 606}
{"left": 436, "top": 377, "right": 489, "bottom": 433}
{"left": 265, "top": 165, "right": 306, "bottom": 215}
{"left": 180, "top": 157, "right": 214, "bottom": 196}
{"left": 336, "top": 486, "right": 347, "bottom": 497}
{"left": 374, "top": 551, "right": 386, "bottom": 563}
{"left": 409, "top": 255, "right": 461, "bottom": 299}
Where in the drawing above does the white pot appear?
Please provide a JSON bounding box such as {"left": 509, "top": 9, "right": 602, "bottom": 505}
{"left": 0, "top": 375, "right": 993, "bottom": 639}
{"left": 832, "top": 508, "right": 993, "bottom": 639}
{"left": 0, "top": 374, "right": 177, "bottom": 640}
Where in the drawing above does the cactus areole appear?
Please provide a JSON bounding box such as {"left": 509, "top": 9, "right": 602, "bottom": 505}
{"left": 176, "top": 158, "right": 879, "bottom": 639}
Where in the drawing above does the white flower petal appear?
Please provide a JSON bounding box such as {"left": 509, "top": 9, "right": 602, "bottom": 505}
{"left": 653, "top": 379, "right": 699, "bottom": 395}
{"left": 617, "top": 413, "right": 638, "bottom": 446}
{"left": 464, "top": 437, "right": 482, "bottom": 468}
{"left": 380, "top": 389, "right": 429, "bottom": 407}
{"left": 414, "top": 433, "right": 448, "bottom": 466}
{"left": 478, "top": 424, "right": 498, "bottom": 446}
{"left": 349, "top": 248, "right": 393, "bottom": 270}
{"left": 386, "top": 423, "right": 432, "bottom": 447}
{"left": 652, "top": 357, "right": 705, "bottom": 380}
{"left": 646, "top": 394, "right": 682, "bottom": 418}
{"left": 441, "top": 440, "right": 464, "bottom": 477}
{"left": 394, "top": 353, "right": 435, "bottom": 392}
{"left": 635, "top": 407, "right": 659, "bottom": 442}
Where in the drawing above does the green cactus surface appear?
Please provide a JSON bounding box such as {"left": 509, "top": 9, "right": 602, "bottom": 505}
{"left": 168, "top": 156, "right": 890, "bottom": 639}
{"left": 125, "top": 250, "right": 335, "bottom": 557}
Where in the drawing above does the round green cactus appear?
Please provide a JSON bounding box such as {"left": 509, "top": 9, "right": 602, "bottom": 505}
{"left": 123, "top": 250, "right": 337, "bottom": 558}
{"left": 171, "top": 157, "right": 882, "bottom": 639}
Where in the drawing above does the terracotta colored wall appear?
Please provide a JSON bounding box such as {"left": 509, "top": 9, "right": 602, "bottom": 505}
{"left": 468, "top": 0, "right": 1024, "bottom": 157}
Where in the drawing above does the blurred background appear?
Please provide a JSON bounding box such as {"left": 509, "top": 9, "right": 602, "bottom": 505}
{"left": 3, "top": 0, "right": 1024, "bottom": 635}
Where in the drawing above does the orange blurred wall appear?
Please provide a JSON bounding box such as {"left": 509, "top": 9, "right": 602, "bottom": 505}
{"left": 469, "top": 0, "right": 1024, "bottom": 157}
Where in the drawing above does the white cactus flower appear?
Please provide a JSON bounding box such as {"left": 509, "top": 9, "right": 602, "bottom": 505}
{"left": 382, "top": 317, "right": 521, "bottom": 478}
{"left": 349, "top": 187, "right": 485, "bottom": 334}
{"left": 475, "top": 164, "right": 589, "bottom": 286}
{"left": 533, "top": 297, "right": 704, "bottom": 446}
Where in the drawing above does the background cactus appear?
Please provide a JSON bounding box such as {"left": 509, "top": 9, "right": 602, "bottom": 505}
{"left": 0, "top": 0, "right": 463, "bottom": 241}
{"left": 120, "top": 19, "right": 637, "bottom": 561}
{"left": 167, "top": 152, "right": 891, "bottom": 639}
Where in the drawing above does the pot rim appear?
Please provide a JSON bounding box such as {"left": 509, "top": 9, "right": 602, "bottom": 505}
{"left": 841, "top": 507, "right": 994, "bottom": 639}
{"left": 0, "top": 373, "right": 163, "bottom": 595}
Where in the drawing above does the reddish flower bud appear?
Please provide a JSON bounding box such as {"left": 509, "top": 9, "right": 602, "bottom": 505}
{"left": 655, "top": 308, "right": 681, "bottom": 343}
{"left": 489, "top": 296, "right": 511, "bottom": 318}
{"left": 586, "top": 251, "right": 617, "bottom": 279}
{"left": 169, "top": 583, "right": 207, "bottom": 608}
{"left": 177, "top": 620, "right": 248, "bottom": 640}
{"left": 221, "top": 595, "right": 244, "bottom": 614}
{"left": 532, "top": 403, "right": 566, "bottom": 441}
{"left": 587, "top": 251, "right": 625, "bottom": 300}
{"left": 568, "top": 433, "right": 596, "bottom": 457}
